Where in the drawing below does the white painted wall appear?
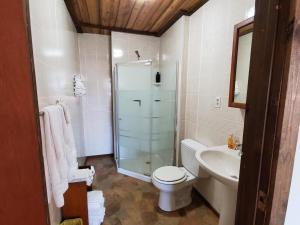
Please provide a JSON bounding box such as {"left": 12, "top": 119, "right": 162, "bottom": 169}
{"left": 78, "top": 34, "right": 113, "bottom": 156}
{"left": 29, "top": 0, "right": 83, "bottom": 224}
{"left": 285, "top": 126, "right": 300, "bottom": 225}
{"left": 185, "top": 0, "right": 255, "bottom": 213}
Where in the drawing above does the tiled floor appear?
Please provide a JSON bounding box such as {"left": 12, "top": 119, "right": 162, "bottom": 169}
{"left": 86, "top": 156, "right": 219, "bottom": 225}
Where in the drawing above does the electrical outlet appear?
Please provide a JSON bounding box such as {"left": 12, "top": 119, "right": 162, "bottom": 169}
{"left": 215, "top": 97, "right": 221, "bottom": 108}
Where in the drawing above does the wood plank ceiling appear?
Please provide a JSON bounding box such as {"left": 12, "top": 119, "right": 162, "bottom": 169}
{"left": 65, "top": 0, "right": 208, "bottom": 36}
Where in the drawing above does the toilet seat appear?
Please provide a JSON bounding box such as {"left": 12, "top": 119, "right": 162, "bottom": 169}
{"left": 153, "top": 166, "right": 187, "bottom": 184}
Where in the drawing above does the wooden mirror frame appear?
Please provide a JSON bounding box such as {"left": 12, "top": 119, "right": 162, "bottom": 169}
{"left": 228, "top": 17, "right": 254, "bottom": 109}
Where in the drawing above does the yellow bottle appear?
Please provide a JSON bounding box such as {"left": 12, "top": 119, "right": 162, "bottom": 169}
{"left": 227, "top": 134, "right": 236, "bottom": 149}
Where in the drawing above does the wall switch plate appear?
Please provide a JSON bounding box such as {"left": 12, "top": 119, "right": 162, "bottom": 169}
{"left": 215, "top": 97, "right": 221, "bottom": 108}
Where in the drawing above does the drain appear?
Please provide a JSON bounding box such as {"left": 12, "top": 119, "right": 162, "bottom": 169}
{"left": 230, "top": 175, "right": 238, "bottom": 179}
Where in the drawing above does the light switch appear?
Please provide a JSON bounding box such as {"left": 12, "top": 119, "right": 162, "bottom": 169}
{"left": 215, "top": 97, "right": 221, "bottom": 108}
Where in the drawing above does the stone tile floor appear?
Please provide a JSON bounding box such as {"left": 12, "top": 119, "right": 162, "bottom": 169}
{"left": 86, "top": 156, "right": 219, "bottom": 225}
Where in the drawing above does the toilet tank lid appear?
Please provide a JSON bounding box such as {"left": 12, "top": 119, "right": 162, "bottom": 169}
{"left": 181, "top": 139, "right": 207, "bottom": 151}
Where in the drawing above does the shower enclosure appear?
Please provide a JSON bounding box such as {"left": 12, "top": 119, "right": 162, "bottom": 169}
{"left": 113, "top": 60, "right": 177, "bottom": 181}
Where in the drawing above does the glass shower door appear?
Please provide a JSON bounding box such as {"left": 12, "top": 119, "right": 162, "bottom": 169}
{"left": 116, "top": 61, "right": 153, "bottom": 176}
{"left": 151, "top": 62, "right": 177, "bottom": 172}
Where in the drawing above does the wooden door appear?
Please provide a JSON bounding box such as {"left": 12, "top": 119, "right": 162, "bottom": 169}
{"left": 0, "top": 1, "right": 49, "bottom": 225}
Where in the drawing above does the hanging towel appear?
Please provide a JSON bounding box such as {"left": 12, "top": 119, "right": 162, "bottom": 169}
{"left": 60, "top": 218, "right": 83, "bottom": 225}
{"left": 41, "top": 105, "right": 69, "bottom": 207}
{"left": 59, "top": 102, "right": 95, "bottom": 185}
{"left": 59, "top": 101, "right": 72, "bottom": 124}
{"left": 40, "top": 116, "right": 52, "bottom": 203}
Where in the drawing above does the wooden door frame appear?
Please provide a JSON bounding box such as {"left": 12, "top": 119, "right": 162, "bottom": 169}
{"left": 4, "top": 0, "right": 296, "bottom": 224}
{"left": 0, "top": 0, "right": 49, "bottom": 225}
{"left": 235, "top": 0, "right": 299, "bottom": 224}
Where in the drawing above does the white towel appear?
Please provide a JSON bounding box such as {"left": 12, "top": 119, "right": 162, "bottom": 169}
{"left": 41, "top": 105, "right": 69, "bottom": 207}
{"left": 40, "top": 117, "right": 52, "bottom": 203}
{"left": 59, "top": 102, "right": 71, "bottom": 124}
{"left": 88, "top": 191, "right": 106, "bottom": 225}
{"left": 59, "top": 102, "right": 95, "bottom": 185}
{"left": 69, "top": 169, "right": 94, "bottom": 186}
{"left": 74, "top": 75, "right": 87, "bottom": 96}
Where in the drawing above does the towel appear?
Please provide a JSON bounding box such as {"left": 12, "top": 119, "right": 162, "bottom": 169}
{"left": 74, "top": 75, "right": 87, "bottom": 96}
{"left": 69, "top": 168, "right": 94, "bottom": 185}
{"left": 41, "top": 103, "right": 95, "bottom": 207}
{"left": 41, "top": 105, "right": 69, "bottom": 207}
{"left": 59, "top": 102, "right": 71, "bottom": 124}
{"left": 60, "top": 218, "right": 83, "bottom": 225}
{"left": 88, "top": 191, "right": 106, "bottom": 224}
{"left": 59, "top": 103, "right": 79, "bottom": 179}
{"left": 59, "top": 102, "right": 95, "bottom": 185}
{"left": 40, "top": 117, "right": 52, "bottom": 203}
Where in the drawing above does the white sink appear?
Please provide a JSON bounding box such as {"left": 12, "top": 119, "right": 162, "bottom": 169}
{"left": 195, "top": 147, "right": 241, "bottom": 225}
{"left": 196, "top": 149, "right": 240, "bottom": 190}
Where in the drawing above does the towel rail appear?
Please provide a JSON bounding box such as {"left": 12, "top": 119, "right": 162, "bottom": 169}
{"left": 39, "top": 99, "right": 62, "bottom": 116}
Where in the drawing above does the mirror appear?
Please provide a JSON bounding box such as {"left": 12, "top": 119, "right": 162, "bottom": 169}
{"left": 229, "top": 17, "right": 254, "bottom": 109}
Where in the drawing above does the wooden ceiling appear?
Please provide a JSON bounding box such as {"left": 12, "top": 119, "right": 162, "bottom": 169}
{"left": 65, "top": 0, "right": 208, "bottom": 36}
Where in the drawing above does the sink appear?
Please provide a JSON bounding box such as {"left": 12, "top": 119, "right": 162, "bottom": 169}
{"left": 195, "top": 147, "right": 241, "bottom": 225}
{"left": 196, "top": 149, "right": 240, "bottom": 189}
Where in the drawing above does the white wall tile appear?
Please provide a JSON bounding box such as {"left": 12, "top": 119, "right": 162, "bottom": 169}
{"left": 78, "top": 34, "right": 113, "bottom": 156}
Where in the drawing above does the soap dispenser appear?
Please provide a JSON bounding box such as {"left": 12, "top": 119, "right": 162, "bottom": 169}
{"left": 155, "top": 72, "right": 161, "bottom": 83}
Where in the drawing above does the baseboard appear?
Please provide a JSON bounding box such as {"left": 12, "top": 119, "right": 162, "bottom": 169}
{"left": 84, "top": 154, "right": 114, "bottom": 165}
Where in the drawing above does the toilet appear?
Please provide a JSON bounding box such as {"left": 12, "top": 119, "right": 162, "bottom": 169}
{"left": 152, "top": 139, "right": 209, "bottom": 211}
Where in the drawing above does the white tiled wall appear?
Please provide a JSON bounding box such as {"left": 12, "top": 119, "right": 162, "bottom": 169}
{"left": 185, "top": 0, "right": 254, "bottom": 147}
{"left": 159, "top": 16, "right": 190, "bottom": 165}
{"left": 29, "top": 0, "right": 83, "bottom": 224}
{"left": 78, "top": 34, "right": 113, "bottom": 156}
{"left": 185, "top": 0, "right": 255, "bottom": 213}
{"left": 111, "top": 32, "right": 160, "bottom": 66}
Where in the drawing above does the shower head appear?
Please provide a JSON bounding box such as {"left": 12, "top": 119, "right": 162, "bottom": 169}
{"left": 135, "top": 50, "right": 140, "bottom": 60}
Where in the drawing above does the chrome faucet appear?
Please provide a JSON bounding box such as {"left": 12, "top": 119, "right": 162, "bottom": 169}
{"left": 235, "top": 144, "right": 243, "bottom": 156}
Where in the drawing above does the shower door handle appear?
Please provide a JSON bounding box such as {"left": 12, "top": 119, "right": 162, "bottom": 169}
{"left": 133, "top": 99, "right": 141, "bottom": 106}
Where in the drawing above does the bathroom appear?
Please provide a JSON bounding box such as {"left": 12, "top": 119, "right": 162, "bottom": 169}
{"left": 1, "top": 0, "right": 299, "bottom": 225}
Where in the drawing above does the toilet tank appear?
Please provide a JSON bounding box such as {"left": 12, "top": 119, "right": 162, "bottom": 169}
{"left": 181, "top": 139, "right": 209, "bottom": 178}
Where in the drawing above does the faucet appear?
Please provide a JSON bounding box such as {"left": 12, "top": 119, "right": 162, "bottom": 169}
{"left": 235, "top": 144, "right": 243, "bottom": 156}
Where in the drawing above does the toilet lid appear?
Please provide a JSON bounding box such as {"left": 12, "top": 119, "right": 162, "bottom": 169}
{"left": 154, "top": 166, "right": 186, "bottom": 182}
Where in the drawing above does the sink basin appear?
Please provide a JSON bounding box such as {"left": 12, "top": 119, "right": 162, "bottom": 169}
{"left": 195, "top": 147, "right": 241, "bottom": 225}
{"left": 196, "top": 149, "right": 240, "bottom": 189}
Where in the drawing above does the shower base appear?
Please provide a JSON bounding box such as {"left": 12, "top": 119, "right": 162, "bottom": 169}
{"left": 117, "top": 153, "right": 166, "bottom": 182}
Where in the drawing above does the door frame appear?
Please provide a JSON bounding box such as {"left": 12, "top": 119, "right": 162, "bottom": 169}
{"left": 8, "top": 0, "right": 298, "bottom": 224}
{"left": 235, "top": 0, "right": 299, "bottom": 224}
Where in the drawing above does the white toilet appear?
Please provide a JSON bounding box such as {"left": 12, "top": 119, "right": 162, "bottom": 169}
{"left": 152, "top": 139, "right": 209, "bottom": 211}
